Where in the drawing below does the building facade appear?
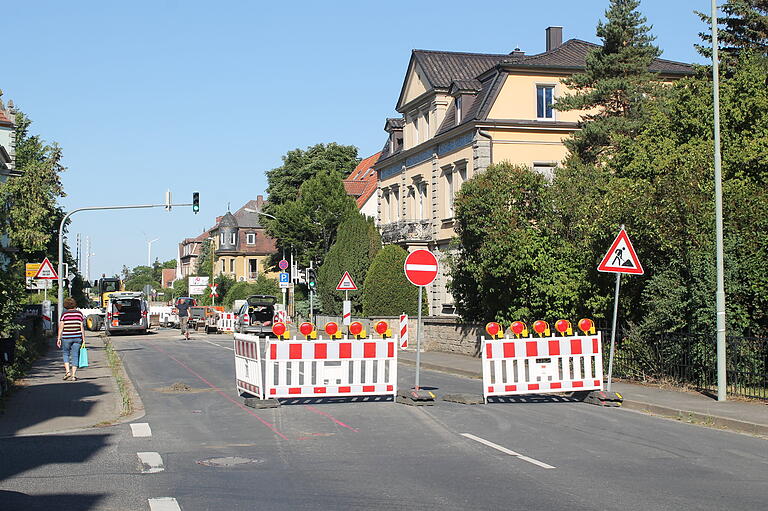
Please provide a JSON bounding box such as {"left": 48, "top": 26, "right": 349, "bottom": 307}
{"left": 374, "top": 27, "right": 692, "bottom": 316}
{"left": 343, "top": 152, "right": 381, "bottom": 221}
{"left": 178, "top": 230, "right": 209, "bottom": 278}
{"left": 0, "top": 97, "right": 18, "bottom": 269}
{"left": 210, "top": 197, "right": 278, "bottom": 281}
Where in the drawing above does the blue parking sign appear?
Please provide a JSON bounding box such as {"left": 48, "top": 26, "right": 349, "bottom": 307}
{"left": 279, "top": 272, "right": 290, "bottom": 288}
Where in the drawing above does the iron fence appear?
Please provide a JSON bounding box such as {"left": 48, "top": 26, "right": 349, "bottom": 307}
{"left": 601, "top": 329, "right": 768, "bottom": 400}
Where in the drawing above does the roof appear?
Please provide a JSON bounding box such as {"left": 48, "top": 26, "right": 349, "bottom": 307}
{"left": 219, "top": 211, "right": 238, "bottom": 228}
{"left": 0, "top": 101, "right": 13, "bottom": 128}
{"left": 343, "top": 152, "right": 381, "bottom": 209}
{"left": 398, "top": 39, "right": 693, "bottom": 111}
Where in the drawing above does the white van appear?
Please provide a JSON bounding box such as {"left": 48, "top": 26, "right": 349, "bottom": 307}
{"left": 105, "top": 292, "right": 149, "bottom": 335}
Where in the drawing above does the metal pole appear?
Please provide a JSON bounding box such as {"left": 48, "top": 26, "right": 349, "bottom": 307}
{"left": 415, "top": 285, "right": 423, "bottom": 390}
{"left": 711, "top": 0, "right": 727, "bottom": 401}
{"left": 607, "top": 272, "right": 621, "bottom": 392}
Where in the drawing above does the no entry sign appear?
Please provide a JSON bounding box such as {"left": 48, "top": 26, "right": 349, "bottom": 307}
{"left": 404, "top": 249, "right": 438, "bottom": 287}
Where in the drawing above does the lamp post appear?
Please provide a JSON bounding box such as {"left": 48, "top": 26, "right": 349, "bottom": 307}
{"left": 147, "top": 238, "right": 159, "bottom": 267}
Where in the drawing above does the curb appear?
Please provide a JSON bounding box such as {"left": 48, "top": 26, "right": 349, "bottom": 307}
{"left": 398, "top": 357, "right": 768, "bottom": 437}
{"left": 620, "top": 399, "right": 768, "bottom": 437}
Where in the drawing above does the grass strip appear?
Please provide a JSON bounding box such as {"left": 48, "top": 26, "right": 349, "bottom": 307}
{"left": 103, "top": 338, "right": 133, "bottom": 416}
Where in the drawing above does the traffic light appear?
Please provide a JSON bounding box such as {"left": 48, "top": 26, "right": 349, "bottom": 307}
{"left": 192, "top": 192, "right": 200, "bottom": 214}
{"left": 307, "top": 268, "right": 317, "bottom": 291}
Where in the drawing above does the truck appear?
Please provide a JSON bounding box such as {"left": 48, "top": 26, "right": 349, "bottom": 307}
{"left": 83, "top": 277, "right": 125, "bottom": 331}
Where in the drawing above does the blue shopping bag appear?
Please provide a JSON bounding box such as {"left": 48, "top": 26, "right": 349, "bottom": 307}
{"left": 79, "top": 342, "right": 89, "bottom": 368}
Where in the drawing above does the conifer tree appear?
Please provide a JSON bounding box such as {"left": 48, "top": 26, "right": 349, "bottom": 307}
{"left": 556, "top": 0, "right": 661, "bottom": 164}
{"left": 697, "top": 1, "right": 768, "bottom": 61}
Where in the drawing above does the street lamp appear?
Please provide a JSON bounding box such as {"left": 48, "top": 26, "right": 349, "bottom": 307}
{"left": 147, "top": 238, "right": 159, "bottom": 267}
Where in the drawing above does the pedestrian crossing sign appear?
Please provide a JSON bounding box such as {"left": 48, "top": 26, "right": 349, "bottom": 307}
{"left": 597, "top": 229, "right": 644, "bottom": 275}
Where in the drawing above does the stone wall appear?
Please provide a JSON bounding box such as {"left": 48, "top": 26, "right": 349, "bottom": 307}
{"left": 315, "top": 314, "right": 484, "bottom": 358}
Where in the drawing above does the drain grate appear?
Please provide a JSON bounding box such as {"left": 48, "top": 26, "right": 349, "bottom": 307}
{"left": 196, "top": 456, "right": 263, "bottom": 467}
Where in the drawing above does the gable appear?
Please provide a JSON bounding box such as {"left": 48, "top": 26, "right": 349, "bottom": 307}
{"left": 397, "top": 61, "right": 431, "bottom": 111}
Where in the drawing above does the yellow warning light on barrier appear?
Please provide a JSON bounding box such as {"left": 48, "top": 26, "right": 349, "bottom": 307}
{"left": 577, "top": 318, "right": 596, "bottom": 335}
{"left": 485, "top": 322, "right": 502, "bottom": 339}
{"left": 555, "top": 319, "right": 573, "bottom": 336}
{"left": 272, "top": 322, "right": 289, "bottom": 340}
{"left": 299, "top": 322, "right": 317, "bottom": 340}
{"left": 324, "top": 321, "right": 342, "bottom": 339}
{"left": 349, "top": 321, "right": 367, "bottom": 339}
{"left": 510, "top": 321, "right": 528, "bottom": 338}
{"left": 532, "top": 320, "right": 550, "bottom": 337}
{"left": 374, "top": 321, "right": 392, "bottom": 339}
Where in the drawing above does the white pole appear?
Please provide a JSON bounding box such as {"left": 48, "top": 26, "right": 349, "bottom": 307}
{"left": 415, "top": 285, "right": 423, "bottom": 390}
{"left": 711, "top": 0, "right": 727, "bottom": 402}
{"left": 607, "top": 272, "right": 621, "bottom": 392}
{"left": 147, "top": 238, "right": 158, "bottom": 267}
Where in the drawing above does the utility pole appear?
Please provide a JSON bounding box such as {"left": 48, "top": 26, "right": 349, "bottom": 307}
{"left": 711, "top": 0, "right": 727, "bottom": 401}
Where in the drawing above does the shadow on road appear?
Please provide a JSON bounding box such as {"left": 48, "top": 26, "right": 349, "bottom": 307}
{"left": 0, "top": 490, "right": 106, "bottom": 511}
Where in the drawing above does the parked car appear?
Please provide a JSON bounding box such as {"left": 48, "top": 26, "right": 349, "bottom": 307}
{"left": 234, "top": 295, "right": 277, "bottom": 335}
{"left": 188, "top": 306, "right": 207, "bottom": 331}
{"left": 105, "top": 292, "right": 149, "bottom": 335}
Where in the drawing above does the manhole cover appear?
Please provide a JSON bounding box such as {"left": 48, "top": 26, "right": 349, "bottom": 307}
{"left": 196, "top": 456, "right": 263, "bottom": 467}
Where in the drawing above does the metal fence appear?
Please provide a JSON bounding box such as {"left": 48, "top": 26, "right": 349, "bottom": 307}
{"left": 603, "top": 329, "right": 768, "bottom": 400}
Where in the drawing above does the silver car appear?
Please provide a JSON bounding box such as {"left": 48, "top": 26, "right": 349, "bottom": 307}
{"left": 235, "top": 295, "right": 277, "bottom": 335}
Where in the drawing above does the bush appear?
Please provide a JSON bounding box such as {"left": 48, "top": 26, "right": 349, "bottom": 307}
{"left": 363, "top": 245, "right": 423, "bottom": 316}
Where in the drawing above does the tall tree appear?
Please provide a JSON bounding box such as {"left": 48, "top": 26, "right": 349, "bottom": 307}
{"left": 697, "top": 0, "right": 768, "bottom": 60}
{"left": 362, "top": 245, "right": 423, "bottom": 317}
{"left": 266, "top": 170, "right": 357, "bottom": 268}
{"left": 556, "top": 0, "right": 661, "bottom": 164}
{"left": 317, "top": 213, "right": 381, "bottom": 315}
{"left": 265, "top": 143, "right": 359, "bottom": 207}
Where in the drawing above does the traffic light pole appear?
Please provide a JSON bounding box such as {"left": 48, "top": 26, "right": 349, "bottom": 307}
{"left": 56, "top": 201, "right": 194, "bottom": 322}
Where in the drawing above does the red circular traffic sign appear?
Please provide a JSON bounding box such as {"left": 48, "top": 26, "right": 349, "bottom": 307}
{"left": 404, "top": 249, "right": 439, "bottom": 287}
{"left": 278, "top": 259, "right": 289, "bottom": 270}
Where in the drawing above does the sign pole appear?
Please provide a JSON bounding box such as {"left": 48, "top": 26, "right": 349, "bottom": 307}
{"left": 607, "top": 272, "right": 621, "bottom": 392}
{"left": 415, "top": 285, "right": 423, "bottom": 390}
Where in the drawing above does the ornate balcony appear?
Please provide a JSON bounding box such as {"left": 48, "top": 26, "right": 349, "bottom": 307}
{"left": 380, "top": 219, "right": 434, "bottom": 244}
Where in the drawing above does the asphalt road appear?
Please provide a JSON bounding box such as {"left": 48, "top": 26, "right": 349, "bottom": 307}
{"left": 2, "top": 328, "right": 767, "bottom": 510}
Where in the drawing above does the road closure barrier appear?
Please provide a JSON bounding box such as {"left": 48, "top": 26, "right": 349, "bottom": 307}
{"left": 482, "top": 321, "right": 603, "bottom": 403}
{"left": 217, "top": 312, "right": 236, "bottom": 333}
{"left": 234, "top": 333, "right": 264, "bottom": 399}
{"left": 264, "top": 337, "right": 398, "bottom": 399}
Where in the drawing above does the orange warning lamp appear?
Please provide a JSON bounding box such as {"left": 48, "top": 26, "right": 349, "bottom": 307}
{"left": 299, "top": 322, "right": 317, "bottom": 340}
{"left": 578, "top": 318, "right": 596, "bottom": 335}
{"left": 532, "top": 320, "right": 550, "bottom": 337}
{"left": 349, "top": 321, "right": 367, "bottom": 339}
{"left": 272, "top": 322, "right": 289, "bottom": 340}
{"left": 375, "top": 321, "right": 391, "bottom": 339}
{"left": 510, "top": 321, "right": 528, "bottom": 338}
{"left": 485, "top": 322, "right": 502, "bottom": 339}
{"left": 324, "top": 321, "right": 342, "bottom": 340}
{"left": 555, "top": 319, "right": 573, "bottom": 336}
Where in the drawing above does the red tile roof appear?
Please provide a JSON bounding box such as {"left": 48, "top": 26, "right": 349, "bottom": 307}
{"left": 344, "top": 152, "right": 381, "bottom": 209}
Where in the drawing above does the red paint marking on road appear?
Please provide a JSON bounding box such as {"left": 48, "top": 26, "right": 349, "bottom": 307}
{"left": 150, "top": 344, "right": 289, "bottom": 441}
{"left": 306, "top": 405, "right": 359, "bottom": 433}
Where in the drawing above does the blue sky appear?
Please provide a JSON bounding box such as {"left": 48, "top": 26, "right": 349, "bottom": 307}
{"left": 3, "top": 1, "right": 709, "bottom": 280}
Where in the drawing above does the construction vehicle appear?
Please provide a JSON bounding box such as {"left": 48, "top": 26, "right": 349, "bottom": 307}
{"left": 83, "top": 277, "right": 125, "bottom": 331}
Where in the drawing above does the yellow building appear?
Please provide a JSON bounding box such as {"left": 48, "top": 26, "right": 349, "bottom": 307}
{"left": 375, "top": 27, "right": 691, "bottom": 316}
{"left": 210, "top": 198, "right": 278, "bottom": 282}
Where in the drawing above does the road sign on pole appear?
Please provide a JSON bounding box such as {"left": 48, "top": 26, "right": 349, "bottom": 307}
{"left": 26, "top": 263, "right": 42, "bottom": 278}
{"left": 278, "top": 259, "right": 289, "bottom": 271}
{"left": 34, "top": 258, "right": 58, "bottom": 280}
{"left": 597, "top": 229, "right": 644, "bottom": 275}
{"left": 279, "top": 272, "right": 290, "bottom": 288}
{"left": 210, "top": 284, "right": 218, "bottom": 297}
{"left": 404, "top": 250, "right": 439, "bottom": 286}
{"left": 336, "top": 271, "right": 357, "bottom": 291}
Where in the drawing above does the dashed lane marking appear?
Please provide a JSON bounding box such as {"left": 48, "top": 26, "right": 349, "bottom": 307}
{"left": 461, "top": 433, "right": 555, "bottom": 469}
{"left": 130, "top": 423, "right": 152, "bottom": 437}
{"left": 200, "top": 338, "right": 234, "bottom": 351}
{"left": 148, "top": 497, "right": 181, "bottom": 511}
{"left": 137, "top": 451, "right": 165, "bottom": 473}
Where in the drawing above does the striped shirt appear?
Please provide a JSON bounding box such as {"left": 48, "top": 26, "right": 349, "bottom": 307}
{"left": 60, "top": 310, "right": 85, "bottom": 340}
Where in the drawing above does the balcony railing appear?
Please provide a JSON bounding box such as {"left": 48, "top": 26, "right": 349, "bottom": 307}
{"left": 380, "top": 219, "right": 434, "bottom": 244}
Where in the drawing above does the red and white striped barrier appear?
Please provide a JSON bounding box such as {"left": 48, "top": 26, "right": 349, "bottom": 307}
{"left": 482, "top": 333, "right": 603, "bottom": 402}
{"left": 217, "top": 312, "right": 236, "bottom": 333}
{"left": 399, "top": 314, "right": 408, "bottom": 349}
{"left": 234, "top": 333, "right": 264, "bottom": 399}
{"left": 264, "top": 338, "right": 398, "bottom": 399}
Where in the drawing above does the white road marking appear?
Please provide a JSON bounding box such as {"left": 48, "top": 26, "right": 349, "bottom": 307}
{"left": 137, "top": 451, "right": 165, "bottom": 473}
{"left": 405, "top": 263, "right": 437, "bottom": 272}
{"left": 461, "top": 433, "right": 555, "bottom": 469}
{"left": 130, "top": 423, "right": 152, "bottom": 437}
{"left": 148, "top": 497, "right": 181, "bottom": 511}
{"left": 201, "top": 338, "right": 234, "bottom": 351}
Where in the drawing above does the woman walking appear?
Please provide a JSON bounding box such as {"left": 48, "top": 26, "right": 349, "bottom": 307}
{"left": 57, "top": 297, "right": 85, "bottom": 381}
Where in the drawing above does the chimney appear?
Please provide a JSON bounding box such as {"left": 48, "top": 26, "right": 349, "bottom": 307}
{"left": 546, "top": 26, "right": 563, "bottom": 52}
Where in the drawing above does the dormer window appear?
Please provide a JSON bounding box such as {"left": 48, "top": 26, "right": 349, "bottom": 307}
{"left": 455, "top": 96, "right": 462, "bottom": 124}
{"left": 537, "top": 85, "right": 555, "bottom": 119}
{"left": 247, "top": 232, "right": 256, "bottom": 244}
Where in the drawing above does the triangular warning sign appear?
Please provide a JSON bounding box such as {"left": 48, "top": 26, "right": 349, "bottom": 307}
{"left": 34, "top": 257, "right": 59, "bottom": 279}
{"left": 336, "top": 271, "right": 358, "bottom": 291}
{"left": 598, "top": 229, "right": 644, "bottom": 275}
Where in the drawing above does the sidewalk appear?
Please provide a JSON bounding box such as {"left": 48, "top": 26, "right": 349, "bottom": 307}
{"left": 0, "top": 332, "right": 130, "bottom": 437}
{"left": 399, "top": 350, "right": 768, "bottom": 437}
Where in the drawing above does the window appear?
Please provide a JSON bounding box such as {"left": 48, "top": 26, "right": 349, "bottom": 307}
{"left": 418, "top": 182, "right": 427, "bottom": 220}
{"left": 230, "top": 259, "right": 235, "bottom": 273}
{"left": 392, "top": 187, "right": 400, "bottom": 221}
{"left": 248, "top": 259, "right": 258, "bottom": 279}
{"left": 455, "top": 96, "right": 462, "bottom": 123}
{"left": 422, "top": 110, "right": 430, "bottom": 141}
{"left": 230, "top": 232, "right": 237, "bottom": 245}
{"left": 412, "top": 115, "right": 419, "bottom": 146}
{"left": 220, "top": 232, "right": 225, "bottom": 245}
{"left": 221, "top": 260, "right": 226, "bottom": 272}
{"left": 445, "top": 170, "right": 454, "bottom": 218}
{"left": 247, "top": 233, "right": 256, "bottom": 245}
{"left": 537, "top": 85, "right": 555, "bottom": 119}
{"left": 458, "top": 164, "right": 467, "bottom": 186}
{"left": 533, "top": 162, "right": 557, "bottom": 181}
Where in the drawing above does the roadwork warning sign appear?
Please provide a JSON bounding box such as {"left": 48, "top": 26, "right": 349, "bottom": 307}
{"left": 598, "top": 229, "right": 644, "bottom": 275}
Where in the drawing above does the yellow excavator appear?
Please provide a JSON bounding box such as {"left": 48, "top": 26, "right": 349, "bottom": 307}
{"left": 84, "top": 277, "right": 125, "bottom": 331}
